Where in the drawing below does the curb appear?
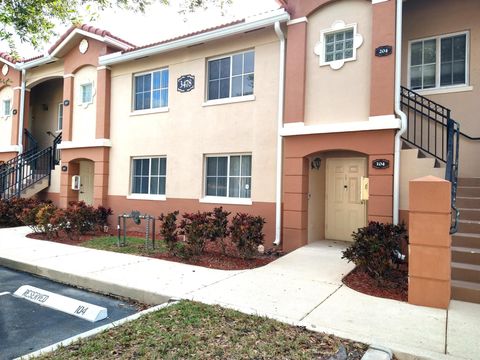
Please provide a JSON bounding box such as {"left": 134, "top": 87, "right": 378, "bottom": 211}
{"left": 0, "top": 256, "right": 170, "bottom": 305}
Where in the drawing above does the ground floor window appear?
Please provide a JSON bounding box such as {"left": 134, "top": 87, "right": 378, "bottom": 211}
{"left": 131, "top": 157, "right": 166, "bottom": 195}
{"left": 205, "top": 154, "right": 251, "bottom": 198}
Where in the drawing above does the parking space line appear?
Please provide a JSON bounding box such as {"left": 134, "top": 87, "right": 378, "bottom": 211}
{"left": 0, "top": 291, "right": 10, "bottom": 296}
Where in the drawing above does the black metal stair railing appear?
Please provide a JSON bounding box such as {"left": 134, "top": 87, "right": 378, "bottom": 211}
{"left": 0, "top": 132, "right": 62, "bottom": 201}
{"left": 400, "top": 86, "right": 460, "bottom": 234}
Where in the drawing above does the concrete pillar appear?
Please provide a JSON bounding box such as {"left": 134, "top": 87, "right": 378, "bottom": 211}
{"left": 408, "top": 175, "right": 451, "bottom": 309}
{"left": 62, "top": 75, "right": 74, "bottom": 141}
{"left": 59, "top": 162, "right": 79, "bottom": 208}
{"left": 282, "top": 156, "right": 309, "bottom": 251}
{"left": 10, "top": 88, "right": 21, "bottom": 146}
{"left": 96, "top": 67, "right": 111, "bottom": 139}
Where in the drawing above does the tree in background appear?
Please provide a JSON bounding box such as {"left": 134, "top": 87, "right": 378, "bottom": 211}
{"left": 0, "top": 0, "right": 230, "bottom": 56}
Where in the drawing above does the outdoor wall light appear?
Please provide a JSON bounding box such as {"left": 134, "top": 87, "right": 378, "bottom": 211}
{"left": 311, "top": 157, "right": 321, "bottom": 170}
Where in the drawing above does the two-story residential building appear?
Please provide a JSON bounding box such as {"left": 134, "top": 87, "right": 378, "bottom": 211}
{"left": 0, "top": 0, "right": 479, "bottom": 301}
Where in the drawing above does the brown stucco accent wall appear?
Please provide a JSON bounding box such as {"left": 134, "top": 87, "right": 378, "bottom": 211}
{"left": 283, "top": 129, "right": 395, "bottom": 251}
{"left": 107, "top": 196, "right": 276, "bottom": 248}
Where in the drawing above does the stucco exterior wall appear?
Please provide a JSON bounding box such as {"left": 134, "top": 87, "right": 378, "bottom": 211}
{"left": 0, "top": 86, "right": 14, "bottom": 148}
{"left": 108, "top": 28, "right": 280, "bottom": 203}
{"left": 402, "top": 0, "right": 480, "bottom": 177}
{"left": 26, "top": 61, "right": 64, "bottom": 88}
{"left": 304, "top": 0, "right": 372, "bottom": 125}
{"left": 72, "top": 65, "right": 97, "bottom": 143}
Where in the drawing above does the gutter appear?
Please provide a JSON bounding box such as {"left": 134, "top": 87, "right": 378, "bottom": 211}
{"left": 393, "top": 0, "right": 407, "bottom": 225}
{"left": 273, "top": 22, "right": 286, "bottom": 246}
{"left": 99, "top": 10, "right": 290, "bottom": 66}
{"left": 17, "top": 69, "right": 26, "bottom": 154}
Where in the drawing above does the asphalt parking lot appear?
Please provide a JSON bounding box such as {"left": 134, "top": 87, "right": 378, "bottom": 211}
{"left": 0, "top": 267, "right": 141, "bottom": 360}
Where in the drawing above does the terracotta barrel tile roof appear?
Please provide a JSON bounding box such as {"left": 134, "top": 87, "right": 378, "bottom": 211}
{"left": 0, "top": 51, "right": 19, "bottom": 64}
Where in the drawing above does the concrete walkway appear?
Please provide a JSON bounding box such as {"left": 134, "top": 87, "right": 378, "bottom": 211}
{"left": 0, "top": 226, "right": 478, "bottom": 360}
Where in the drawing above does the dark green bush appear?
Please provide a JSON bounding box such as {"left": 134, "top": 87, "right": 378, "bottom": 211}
{"left": 230, "top": 213, "right": 265, "bottom": 259}
{"left": 342, "top": 222, "right": 408, "bottom": 281}
{"left": 209, "top": 207, "right": 231, "bottom": 254}
{"left": 159, "top": 211, "right": 179, "bottom": 254}
{"left": 179, "top": 211, "right": 214, "bottom": 257}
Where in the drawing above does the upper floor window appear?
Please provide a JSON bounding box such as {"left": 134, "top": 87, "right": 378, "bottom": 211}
{"left": 409, "top": 32, "right": 468, "bottom": 90}
{"left": 207, "top": 51, "right": 255, "bottom": 101}
{"left": 57, "top": 103, "right": 63, "bottom": 131}
{"left": 205, "top": 154, "right": 251, "bottom": 199}
{"left": 81, "top": 83, "right": 93, "bottom": 104}
{"left": 131, "top": 157, "right": 166, "bottom": 195}
{"left": 134, "top": 69, "right": 169, "bottom": 111}
{"left": 2, "top": 99, "right": 11, "bottom": 116}
{"left": 324, "top": 29, "right": 354, "bottom": 63}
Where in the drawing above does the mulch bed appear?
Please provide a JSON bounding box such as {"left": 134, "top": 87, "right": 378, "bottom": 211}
{"left": 26, "top": 231, "right": 282, "bottom": 271}
{"left": 342, "top": 266, "right": 408, "bottom": 302}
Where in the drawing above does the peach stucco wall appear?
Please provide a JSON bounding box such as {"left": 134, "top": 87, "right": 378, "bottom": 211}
{"left": 304, "top": 0, "right": 372, "bottom": 125}
{"left": 402, "top": 0, "right": 480, "bottom": 177}
{"left": 108, "top": 28, "right": 280, "bottom": 203}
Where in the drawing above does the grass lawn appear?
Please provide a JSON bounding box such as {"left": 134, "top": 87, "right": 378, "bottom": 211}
{"left": 38, "top": 301, "right": 367, "bottom": 359}
{"left": 81, "top": 236, "right": 168, "bottom": 256}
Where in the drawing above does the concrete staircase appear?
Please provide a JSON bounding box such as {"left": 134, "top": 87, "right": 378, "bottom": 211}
{"left": 452, "top": 177, "right": 480, "bottom": 303}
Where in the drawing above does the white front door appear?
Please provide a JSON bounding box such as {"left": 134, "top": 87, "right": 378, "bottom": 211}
{"left": 79, "top": 161, "right": 94, "bottom": 205}
{"left": 325, "top": 157, "right": 367, "bottom": 241}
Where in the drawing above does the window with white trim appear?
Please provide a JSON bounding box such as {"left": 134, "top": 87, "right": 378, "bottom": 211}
{"left": 410, "top": 32, "right": 468, "bottom": 90}
{"left": 80, "top": 83, "right": 93, "bottom": 104}
{"left": 2, "top": 99, "right": 11, "bottom": 116}
{"left": 205, "top": 154, "right": 251, "bottom": 198}
{"left": 57, "top": 103, "right": 63, "bottom": 131}
{"left": 134, "top": 69, "right": 169, "bottom": 111}
{"left": 131, "top": 157, "right": 166, "bottom": 195}
{"left": 207, "top": 50, "right": 255, "bottom": 101}
{"left": 324, "top": 28, "right": 354, "bottom": 63}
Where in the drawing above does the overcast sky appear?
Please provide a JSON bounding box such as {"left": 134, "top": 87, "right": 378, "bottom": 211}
{"left": 6, "top": 0, "right": 279, "bottom": 58}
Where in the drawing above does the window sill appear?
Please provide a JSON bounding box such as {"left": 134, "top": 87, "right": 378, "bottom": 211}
{"left": 199, "top": 196, "right": 252, "bottom": 206}
{"left": 202, "top": 95, "right": 255, "bottom": 107}
{"left": 126, "top": 194, "right": 167, "bottom": 201}
{"left": 415, "top": 85, "right": 473, "bottom": 96}
{"left": 130, "top": 107, "right": 169, "bottom": 117}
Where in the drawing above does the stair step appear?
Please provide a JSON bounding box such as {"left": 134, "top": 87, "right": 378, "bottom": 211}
{"left": 451, "top": 280, "right": 480, "bottom": 304}
{"left": 452, "top": 233, "right": 480, "bottom": 248}
{"left": 452, "top": 246, "right": 480, "bottom": 265}
{"left": 458, "top": 220, "right": 480, "bottom": 234}
{"left": 458, "top": 208, "right": 480, "bottom": 221}
{"left": 457, "top": 197, "right": 480, "bottom": 209}
{"left": 452, "top": 262, "right": 480, "bottom": 282}
{"left": 458, "top": 178, "right": 480, "bottom": 187}
{"left": 457, "top": 186, "right": 480, "bottom": 197}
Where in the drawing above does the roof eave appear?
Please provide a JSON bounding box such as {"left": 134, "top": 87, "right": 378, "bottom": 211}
{"left": 99, "top": 10, "right": 290, "bottom": 66}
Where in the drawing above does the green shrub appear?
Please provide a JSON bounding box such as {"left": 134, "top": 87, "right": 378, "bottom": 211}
{"left": 230, "top": 213, "right": 265, "bottom": 259}
{"left": 94, "top": 206, "right": 113, "bottom": 231}
{"left": 209, "top": 207, "right": 231, "bottom": 254}
{"left": 159, "top": 211, "right": 179, "bottom": 254}
{"left": 179, "top": 211, "right": 214, "bottom": 257}
{"left": 0, "top": 197, "right": 44, "bottom": 227}
{"left": 342, "top": 222, "right": 408, "bottom": 282}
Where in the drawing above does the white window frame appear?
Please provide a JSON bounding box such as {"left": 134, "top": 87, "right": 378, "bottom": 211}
{"left": 201, "top": 153, "right": 253, "bottom": 205}
{"left": 205, "top": 50, "right": 255, "bottom": 104}
{"left": 132, "top": 68, "right": 169, "bottom": 113}
{"left": 315, "top": 20, "right": 363, "bottom": 70}
{"left": 128, "top": 156, "right": 167, "bottom": 200}
{"left": 78, "top": 81, "right": 95, "bottom": 108}
{"left": 408, "top": 31, "right": 470, "bottom": 93}
{"left": 2, "top": 99, "right": 11, "bottom": 117}
{"left": 57, "top": 103, "right": 63, "bottom": 132}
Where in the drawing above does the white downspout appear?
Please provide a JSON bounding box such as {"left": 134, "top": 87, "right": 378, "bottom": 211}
{"left": 273, "top": 21, "right": 286, "bottom": 246}
{"left": 393, "top": 0, "right": 407, "bottom": 225}
{"left": 17, "top": 69, "right": 26, "bottom": 154}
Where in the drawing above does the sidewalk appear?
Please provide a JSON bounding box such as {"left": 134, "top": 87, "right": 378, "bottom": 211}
{"left": 1, "top": 226, "right": 479, "bottom": 360}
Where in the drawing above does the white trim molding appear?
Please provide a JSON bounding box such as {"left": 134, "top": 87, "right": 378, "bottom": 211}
{"left": 372, "top": 0, "right": 390, "bottom": 4}
{"left": 57, "top": 139, "right": 112, "bottom": 149}
{"left": 127, "top": 194, "right": 167, "bottom": 201}
{"left": 130, "top": 107, "right": 169, "bottom": 117}
{"left": 0, "top": 145, "right": 21, "bottom": 153}
{"left": 202, "top": 95, "right": 255, "bottom": 107}
{"left": 280, "top": 116, "right": 400, "bottom": 137}
{"left": 416, "top": 85, "right": 473, "bottom": 96}
{"left": 199, "top": 196, "right": 253, "bottom": 206}
{"left": 314, "top": 20, "right": 363, "bottom": 70}
{"left": 287, "top": 17, "right": 308, "bottom": 26}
